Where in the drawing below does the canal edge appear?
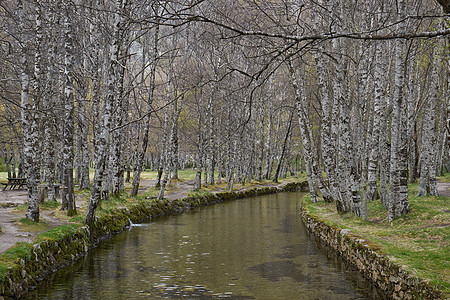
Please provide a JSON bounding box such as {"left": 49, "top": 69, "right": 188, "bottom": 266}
{"left": 299, "top": 204, "right": 445, "bottom": 300}
{"left": 0, "top": 181, "right": 308, "bottom": 299}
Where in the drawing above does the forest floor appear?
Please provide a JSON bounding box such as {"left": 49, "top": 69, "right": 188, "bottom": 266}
{"left": 0, "top": 172, "right": 301, "bottom": 254}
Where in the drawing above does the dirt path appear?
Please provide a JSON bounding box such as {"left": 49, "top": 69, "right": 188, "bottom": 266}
{"left": 0, "top": 190, "right": 34, "bottom": 253}
{"left": 437, "top": 181, "right": 450, "bottom": 197}
{"left": 165, "top": 180, "right": 194, "bottom": 200}
{"left": 0, "top": 189, "right": 87, "bottom": 253}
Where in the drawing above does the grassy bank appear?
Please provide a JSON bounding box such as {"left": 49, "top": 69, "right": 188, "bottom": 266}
{"left": 302, "top": 180, "right": 449, "bottom": 296}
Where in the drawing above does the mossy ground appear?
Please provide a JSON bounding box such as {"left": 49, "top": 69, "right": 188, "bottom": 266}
{"left": 0, "top": 242, "right": 33, "bottom": 280}
{"left": 18, "top": 218, "right": 49, "bottom": 232}
{"left": 34, "top": 224, "right": 81, "bottom": 243}
{"left": 302, "top": 179, "right": 449, "bottom": 296}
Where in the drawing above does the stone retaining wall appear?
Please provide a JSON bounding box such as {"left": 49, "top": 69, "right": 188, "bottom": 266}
{"left": 300, "top": 208, "right": 445, "bottom": 300}
{"left": 0, "top": 181, "right": 307, "bottom": 299}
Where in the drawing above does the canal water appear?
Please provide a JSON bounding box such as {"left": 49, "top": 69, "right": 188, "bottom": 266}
{"left": 27, "top": 192, "right": 380, "bottom": 299}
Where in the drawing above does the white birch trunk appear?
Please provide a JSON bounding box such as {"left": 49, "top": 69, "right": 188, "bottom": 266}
{"left": 158, "top": 97, "right": 184, "bottom": 200}
{"left": 367, "top": 41, "right": 386, "bottom": 202}
{"left": 287, "top": 59, "right": 318, "bottom": 202}
{"left": 207, "top": 90, "right": 215, "bottom": 185}
{"left": 43, "top": 1, "right": 57, "bottom": 202}
{"left": 389, "top": 0, "right": 410, "bottom": 221}
{"left": 131, "top": 23, "right": 159, "bottom": 196}
{"left": 331, "top": 26, "right": 350, "bottom": 213}
{"left": 263, "top": 79, "right": 274, "bottom": 180}
{"left": 156, "top": 38, "right": 174, "bottom": 189}
{"left": 193, "top": 113, "right": 204, "bottom": 191}
{"left": 61, "top": 2, "right": 76, "bottom": 216}
{"left": 109, "top": 0, "right": 129, "bottom": 197}
{"left": 407, "top": 59, "right": 420, "bottom": 183}
{"left": 417, "top": 48, "right": 440, "bottom": 197}
{"left": 85, "top": 0, "right": 123, "bottom": 224}
{"left": 20, "top": 0, "right": 40, "bottom": 222}
{"left": 255, "top": 96, "right": 265, "bottom": 181}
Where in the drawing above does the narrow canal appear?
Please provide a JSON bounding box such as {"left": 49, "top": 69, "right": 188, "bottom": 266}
{"left": 27, "top": 192, "right": 380, "bottom": 299}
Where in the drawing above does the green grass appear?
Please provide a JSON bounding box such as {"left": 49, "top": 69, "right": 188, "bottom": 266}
{"left": 139, "top": 170, "right": 200, "bottom": 181}
{"left": 34, "top": 224, "right": 81, "bottom": 243}
{"left": 18, "top": 218, "right": 49, "bottom": 232}
{"left": 302, "top": 189, "right": 450, "bottom": 295}
{"left": 0, "top": 242, "right": 33, "bottom": 279}
{"left": 437, "top": 172, "right": 450, "bottom": 183}
{"left": 3, "top": 242, "right": 33, "bottom": 260}
{"left": 135, "top": 187, "right": 159, "bottom": 200}
{"left": 0, "top": 171, "right": 8, "bottom": 183}
{"left": 68, "top": 215, "right": 85, "bottom": 223}
{"left": 14, "top": 200, "right": 62, "bottom": 212}
{"left": 0, "top": 223, "right": 82, "bottom": 279}
{"left": 41, "top": 201, "right": 60, "bottom": 210}
{"left": 186, "top": 189, "right": 213, "bottom": 198}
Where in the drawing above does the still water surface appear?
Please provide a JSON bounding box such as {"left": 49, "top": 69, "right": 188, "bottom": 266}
{"left": 28, "top": 192, "right": 378, "bottom": 299}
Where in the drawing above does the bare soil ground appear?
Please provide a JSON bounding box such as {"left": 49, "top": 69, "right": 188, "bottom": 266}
{"left": 437, "top": 181, "right": 450, "bottom": 197}
{"left": 0, "top": 189, "right": 88, "bottom": 253}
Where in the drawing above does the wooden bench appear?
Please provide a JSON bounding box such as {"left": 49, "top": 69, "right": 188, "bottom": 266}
{"left": 2, "top": 178, "right": 27, "bottom": 191}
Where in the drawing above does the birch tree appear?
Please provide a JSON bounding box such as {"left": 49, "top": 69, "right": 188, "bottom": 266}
{"left": 85, "top": 0, "right": 126, "bottom": 225}
{"left": 19, "top": 0, "right": 40, "bottom": 222}
{"left": 389, "top": 0, "right": 410, "bottom": 221}
{"left": 131, "top": 21, "right": 160, "bottom": 197}
{"left": 417, "top": 46, "right": 441, "bottom": 196}
{"left": 60, "top": 1, "right": 76, "bottom": 215}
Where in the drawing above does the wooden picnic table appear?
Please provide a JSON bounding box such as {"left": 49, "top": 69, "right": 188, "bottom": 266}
{"left": 1, "top": 178, "right": 27, "bottom": 191}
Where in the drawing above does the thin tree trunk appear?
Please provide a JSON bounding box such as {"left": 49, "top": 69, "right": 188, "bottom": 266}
{"left": 263, "top": 78, "right": 274, "bottom": 180}
{"left": 61, "top": 2, "right": 76, "bottom": 216}
{"left": 207, "top": 89, "right": 215, "bottom": 185}
{"left": 21, "top": 0, "right": 40, "bottom": 222}
{"left": 273, "top": 112, "right": 293, "bottom": 183}
{"left": 255, "top": 96, "right": 265, "bottom": 181}
{"left": 417, "top": 48, "right": 440, "bottom": 197}
{"left": 389, "top": 0, "right": 410, "bottom": 221}
{"left": 43, "top": 0, "right": 59, "bottom": 201}
{"left": 85, "top": 0, "right": 123, "bottom": 225}
{"left": 158, "top": 97, "right": 184, "bottom": 200}
{"left": 109, "top": 1, "right": 129, "bottom": 197}
{"left": 131, "top": 23, "right": 159, "bottom": 197}
{"left": 367, "top": 41, "right": 386, "bottom": 202}
{"left": 287, "top": 59, "right": 319, "bottom": 202}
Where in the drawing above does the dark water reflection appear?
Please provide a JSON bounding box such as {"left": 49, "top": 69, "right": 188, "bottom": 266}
{"left": 26, "top": 192, "right": 382, "bottom": 299}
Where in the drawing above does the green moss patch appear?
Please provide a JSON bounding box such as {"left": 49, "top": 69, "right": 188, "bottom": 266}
{"left": 18, "top": 218, "right": 49, "bottom": 232}
{"left": 0, "top": 242, "right": 33, "bottom": 280}
{"left": 40, "top": 201, "right": 60, "bottom": 210}
{"left": 187, "top": 190, "right": 213, "bottom": 198}
{"left": 34, "top": 224, "right": 81, "bottom": 243}
{"left": 68, "top": 215, "right": 85, "bottom": 223}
